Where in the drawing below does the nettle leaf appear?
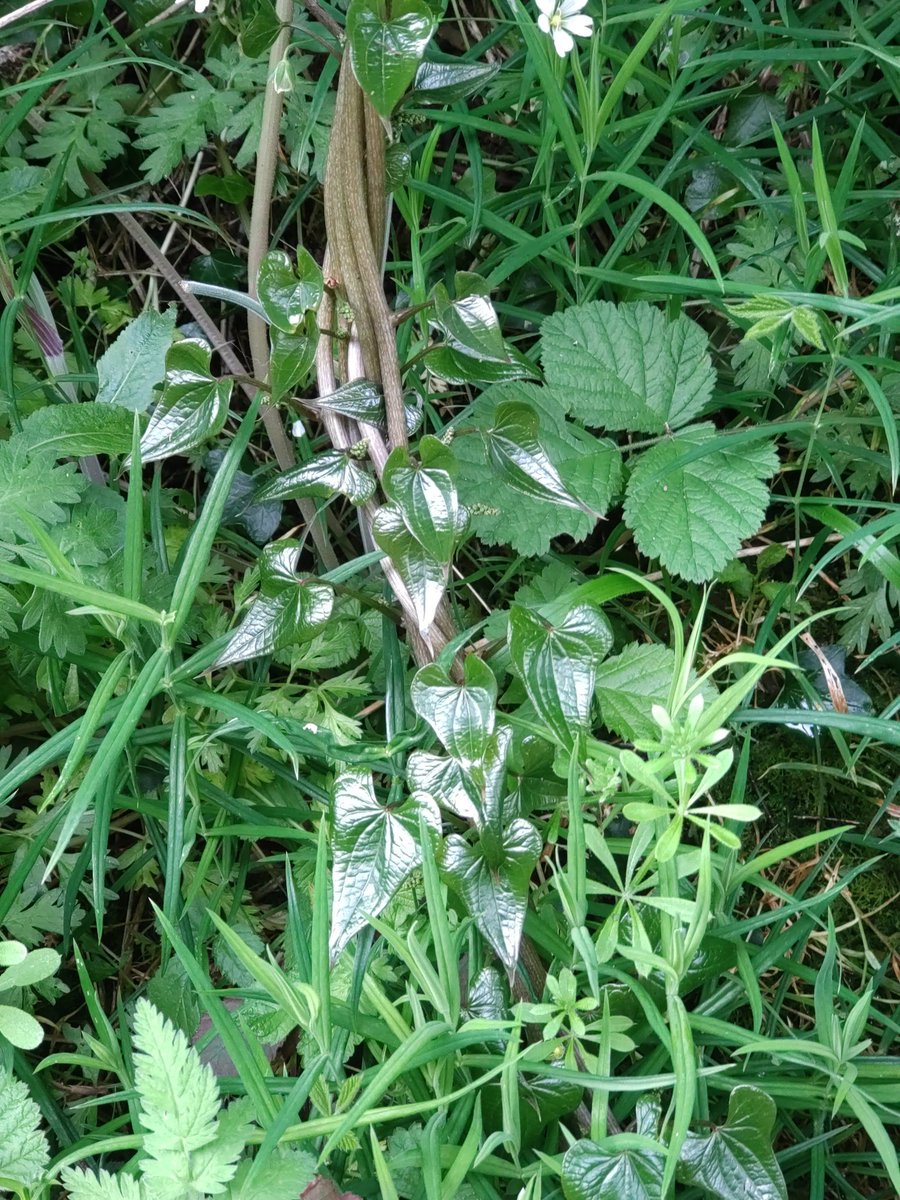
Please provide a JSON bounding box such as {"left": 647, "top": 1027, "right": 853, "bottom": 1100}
{"left": 95, "top": 308, "right": 177, "bottom": 412}
{"left": 407, "top": 751, "right": 480, "bottom": 823}
{"left": 676, "top": 1086, "right": 787, "bottom": 1200}
{"left": 257, "top": 249, "right": 323, "bottom": 333}
{"left": 540, "top": 301, "right": 715, "bottom": 433}
{"left": 372, "top": 501, "right": 447, "bottom": 636}
{"left": 411, "top": 655, "right": 497, "bottom": 767}
{"left": 431, "top": 275, "right": 507, "bottom": 363}
{"left": 17, "top": 403, "right": 135, "bottom": 458}
{"left": 408, "top": 59, "right": 499, "bottom": 105}
{"left": 270, "top": 317, "right": 318, "bottom": 402}
{"left": 139, "top": 340, "right": 233, "bottom": 464}
{"left": 330, "top": 767, "right": 440, "bottom": 960}
{"left": 508, "top": 603, "right": 612, "bottom": 749}
{"left": 595, "top": 643, "right": 677, "bottom": 742}
{"left": 346, "top": 0, "right": 437, "bottom": 118}
{"left": 384, "top": 436, "right": 459, "bottom": 562}
{"left": 256, "top": 451, "right": 375, "bottom": 506}
{"left": 0, "top": 1070, "right": 50, "bottom": 1189}
{"left": 486, "top": 402, "right": 584, "bottom": 513}
{"left": 453, "top": 384, "right": 621, "bottom": 556}
{"left": 215, "top": 579, "right": 334, "bottom": 668}
{"left": 440, "top": 817, "right": 541, "bottom": 972}
{"left": 562, "top": 1135, "right": 665, "bottom": 1200}
{"left": 623, "top": 424, "right": 777, "bottom": 582}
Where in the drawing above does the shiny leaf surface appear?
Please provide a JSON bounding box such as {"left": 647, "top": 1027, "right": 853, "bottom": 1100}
{"left": 406, "top": 751, "right": 480, "bottom": 824}
{"left": 257, "top": 249, "right": 323, "bottom": 333}
{"left": 215, "top": 579, "right": 333, "bottom": 668}
{"left": 256, "top": 451, "right": 375, "bottom": 506}
{"left": 138, "top": 340, "right": 232, "bottom": 464}
{"left": 562, "top": 1135, "right": 665, "bottom": 1200}
{"left": 411, "top": 655, "right": 497, "bottom": 767}
{"left": 372, "top": 501, "right": 447, "bottom": 636}
{"left": 384, "top": 436, "right": 459, "bottom": 562}
{"left": 426, "top": 345, "right": 538, "bottom": 386}
{"left": 346, "top": 0, "right": 437, "bottom": 118}
{"left": 270, "top": 316, "right": 318, "bottom": 402}
{"left": 676, "top": 1086, "right": 787, "bottom": 1200}
{"left": 485, "top": 402, "right": 584, "bottom": 512}
{"left": 431, "top": 277, "right": 507, "bottom": 363}
{"left": 408, "top": 59, "right": 499, "bottom": 105}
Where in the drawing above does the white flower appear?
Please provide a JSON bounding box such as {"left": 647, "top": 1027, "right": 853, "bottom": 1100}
{"left": 536, "top": 0, "right": 593, "bottom": 56}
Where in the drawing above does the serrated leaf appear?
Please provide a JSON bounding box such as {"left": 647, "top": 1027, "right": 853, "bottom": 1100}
{"left": 95, "top": 308, "right": 177, "bottom": 412}
{"left": 541, "top": 301, "right": 715, "bottom": 433}
{"left": 60, "top": 1167, "right": 144, "bottom": 1200}
{"left": 408, "top": 59, "right": 499, "bottom": 105}
{"left": 257, "top": 249, "right": 323, "bottom": 333}
{"left": 17, "top": 403, "right": 135, "bottom": 458}
{"left": 0, "top": 163, "right": 47, "bottom": 222}
{"left": 508, "top": 603, "right": 612, "bottom": 749}
{"left": 676, "top": 1086, "right": 787, "bottom": 1200}
{"left": 346, "top": 0, "right": 437, "bottom": 118}
{"left": 372, "top": 501, "right": 447, "bottom": 636}
{"left": 138, "top": 340, "right": 233, "bottom": 464}
{"left": 215, "top": 579, "right": 334, "bottom": 667}
{"left": 384, "top": 436, "right": 459, "bottom": 561}
{"left": 623, "top": 424, "right": 777, "bottom": 582}
{"left": 562, "top": 1135, "right": 665, "bottom": 1200}
{"left": 440, "top": 818, "right": 541, "bottom": 972}
{"left": 453, "top": 384, "right": 621, "bottom": 555}
{"left": 595, "top": 643, "right": 677, "bottom": 742}
{"left": 135, "top": 74, "right": 233, "bottom": 184}
{"left": 411, "top": 655, "right": 497, "bottom": 766}
{"left": 0, "top": 440, "right": 83, "bottom": 542}
{"left": 256, "top": 451, "right": 375, "bottom": 506}
{"left": 330, "top": 767, "right": 440, "bottom": 960}
{"left": 431, "top": 278, "right": 507, "bottom": 362}
{"left": 486, "top": 401, "right": 584, "bottom": 512}
{"left": 227, "top": 1148, "right": 317, "bottom": 1200}
{"left": 270, "top": 317, "right": 318, "bottom": 402}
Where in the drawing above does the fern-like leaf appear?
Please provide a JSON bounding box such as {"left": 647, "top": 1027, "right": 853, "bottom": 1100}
{"left": 0, "top": 1067, "right": 49, "bottom": 1188}
{"left": 61, "top": 1167, "right": 144, "bottom": 1200}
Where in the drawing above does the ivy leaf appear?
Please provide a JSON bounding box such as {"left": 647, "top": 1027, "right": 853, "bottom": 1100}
{"left": 215, "top": 579, "right": 334, "bottom": 668}
{"left": 138, "top": 340, "right": 233, "bottom": 464}
{"left": 411, "top": 655, "right": 497, "bottom": 767}
{"left": 384, "top": 436, "right": 459, "bottom": 562}
{"left": 346, "top": 0, "right": 437, "bottom": 118}
{"left": 430, "top": 275, "right": 507, "bottom": 362}
{"left": 453, "top": 384, "right": 621, "bottom": 556}
{"left": 562, "top": 1135, "right": 665, "bottom": 1200}
{"left": 485, "top": 401, "right": 585, "bottom": 513}
{"left": 440, "top": 818, "right": 541, "bottom": 972}
{"left": 255, "top": 451, "right": 375, "bottom": 506}
{"left": 257, "top": 250, "right": 323, "bottom": 333}
{"left": 0, "top": 1069, "right": 50, "bottom": 1189}
{"left": 408, "top": 59, "right": 499, "bottom": 105}
{"left": 508, "top": 603, "right": 612, "bottom": 749}
{"left": 0, "top": 440, "right": 83, "bottom": 543}
{"left": 330, "top": 767, "right": 440, "bottom": 960}
{"left": 95, "top": 308, "right": 177, "bottom": 412}
{"left": 540, "top": 301, "right": 715, "bottom": 433}
{"left": 372, "top": 501, "right": 447, "bottom": 636}
{"left": 623, "top": 424, "right": 777, "bottom": 582}
{"left": 17, "top": 403, "right": 135, "bottom": 458}
{"left": 676, "top": 1086, "right": 787, "bottom": 1200}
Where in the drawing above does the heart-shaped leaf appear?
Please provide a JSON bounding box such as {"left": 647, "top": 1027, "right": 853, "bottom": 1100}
{"left": 562, "top": 1134, "right": 666, "bottom": 1200}
{"left": 257, "top": 540, "right": 306, "bottom": 595}
{"left": 384, "top": 436, "right": 459, "bottom": 562}
{"left": 431, "top": 277, "right": 507, "bottom": 363}
{"left": 372, "top": 501, "right": 447, "bottom": 635}
{"left": 676, "top": 1086, "right": 787, "bottom": 1200}
{"left": 215, "top": 579, "right": 333, "bottom": 667}
{"left": 138, "top": 340, "right": 232, "bottom": 464}
{"left": 426, "top": 345, "right": 538, "bottom": 386}
{"left": 408, "top": 59, "right": 499, "bottom": 106}
{"left": 307, "top": 380, "right": 421, "bottom": 436}
{"left": 407, "top": 751, "right": 481, "bottom": 823}
{"left": 256, "top": 451, "right": 375, "bottom": 506}
{"left": 508, "top": 603, "right": 612, "bottom": 749}
{"left": 440, "top": 817, "right": 541, "bottom": 972}
{"left": 270, "top": 316, "right": 318, "bottom": 402}
{"left": 485, "top": 402, "right": 584, "bottom": 512}
{"left": 411, "top": 655, "right": 497, "bottom": 767}
{"left": 257, "top": 249, "right": 323, "bottom": 333}
{"left": 330, "top": 767, "right": 440, "bottom": 960}
{"left": 346, "top": 0, "right": 437, "bottom": 118}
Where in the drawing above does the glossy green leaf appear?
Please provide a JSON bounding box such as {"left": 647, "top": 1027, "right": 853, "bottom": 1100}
{"left": 95, "top": 307, "right": 177, "bottom": 412}
{"left": 372, "top": 501, "right": 447, "bottom": 636}
{"left": 255, "top": 450, "right": 375, "bottom": 506}
{"left": 385, "top": 142, "right": 412, "bottom": 190}
{"left": 508, "top": 603, "right": 612, "bottom": 749}
{"left": 426, "top": 344, "right": 538, "bottom": 385}
{"left": 269, "top": 316, "right": 318, "bottom": 403}
{"left": 408, "top": 59, "right": 499, "bottom": 105}
{"left": 431, "top": 276, "right": 507, "bottom": 363}
{"left": 562, "top": 1135, "right": 665, "bottom": 1200}
{"left": 485, "top": 402, "right": 584, "bottom": 512}
{"left": 676, "top": 1086, "right": 787, "bottom": 1200}
{"left": 384, "top": 436, "right": 459, "bottom": 562}
{"left": 411, "top": 654, "right": 497, "bottom": 767}
{"left": 257, "top": 540, "right": 306, "bottom": 595}
{"left": 215, "top": 579, "right": 333, "bottom": 668}
{"left": 138, "top": 340, "right": 233, "bottom": 464}
{"left": 346, "top": 0, "right": 437, "bottom": 118}
{"left": 239, "top": 0, "right": 282, "bottom": 57}
{"left": 440, "top": 817, "right": 541, "bottom": 972}
{"left": 257, "top": 249, "right": 323, "bottom": 333}
{"left": 407, "top": 751, "right": 480, "bottom": 824}
{"left": 312, "top": 379, "right": 384, "bottom": 424}
{"left": 330, "top": 767, "right": 440, "bottom": 960}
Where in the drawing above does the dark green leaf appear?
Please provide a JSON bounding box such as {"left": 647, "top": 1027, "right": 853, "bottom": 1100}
{"left": 440, "top": 817, "right": 541, "bottom": 972}
{"left": 312, "top": 379, "right": 383, "bottom": 424}
{"left": 257, "top": 249, "right": 323, "bottom": 333}
{"left": 95, "top": 308, "right": 177, "bottom": 412}
{"left": 330, "top": 767, "right": 440, "bottom": 960}
{"left": 431, "top": 277, "right": 507, "bottom": 363}
{"left": 239, "top": 0, "right": 282, "bottom": 57}
{"left": 195, "top": 174, "right": 255, "bottom": 205}
{"left": 426, "top": 345, "right": 538, "bottom": 385}
{"left": 256, "top": 450, "right": 375, "bottom": 506}
{"left": 138, "top": 340, "right": 233, "bottom": 464}
{"left": 408, "top": 59, "right": 499, "bottom": 105}
{"left": 411, "top": 655, "right": 497, "bottom": 767}
{"left": 485, "top": 402, "right": 585, "bottom": 513}
{"left": 385, "top": 144, "right": 412, "bottom": 190}
{"left": 17, "top": 404, "right": 135, "bottom": 458}
{"left": 346, "top": 0, "right": 437, "bottom": 118}
{"left": 372, "top": 501, "right": 447, "bottom": 636}
{"left": 270, "top": 316, "right": 319, "bottom": 403}
{"left": 594, "top": 643, "right": 678, "bottom": 742}
{"left": 676, "top": 1086, "right": 787, "bottom": 1200}
{"left": 508, "top": 603, "right": 612, "bottom": 749}
{"left": 562, "top": 1135, "right": 665, "bottom": 1200}
{"left": 215, "top": 579, "right": 333, "bottom": 667}
{"left": 384, "top": 436, "right": 459, "bottom": 562}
